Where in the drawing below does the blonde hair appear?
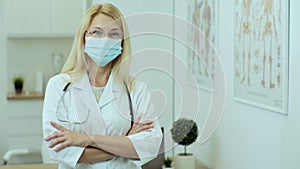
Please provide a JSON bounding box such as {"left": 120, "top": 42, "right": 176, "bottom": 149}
{"left": 61, "top": 3, "right": 133, "bottom": 90}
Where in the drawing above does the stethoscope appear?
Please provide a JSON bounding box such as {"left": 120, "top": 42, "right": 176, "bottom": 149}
{"left": 55, "top": 82, "right": 134, "bottom": 133}
{"left": 55, "top": 82, "right": 90, "bottom": 125}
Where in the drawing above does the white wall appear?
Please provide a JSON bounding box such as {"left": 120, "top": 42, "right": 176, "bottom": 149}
{"left": 281, "top": 0, "right": 300, "bottom": 168}
{"left": 173, "top": 0, "right": 214, "bottom": 168}
{"left": 210, "top": 0, "right": 300, "bottom": 169}
{"left": 0, "top": 0, "right": 8, "bottom": 159}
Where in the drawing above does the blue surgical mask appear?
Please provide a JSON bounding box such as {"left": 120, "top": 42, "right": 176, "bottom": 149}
{"left": 84, "top": 37, "right": 122, "bottom": 67}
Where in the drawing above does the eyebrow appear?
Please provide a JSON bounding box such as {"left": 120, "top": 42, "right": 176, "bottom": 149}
{"left": 92, "top": 27, "right": 121, "bottom": 31}
{"left": 110, "top": 28, "right": 122, "bottom": 31}
{"left": 93, "top": 27, "right": 104, "bottom": 30}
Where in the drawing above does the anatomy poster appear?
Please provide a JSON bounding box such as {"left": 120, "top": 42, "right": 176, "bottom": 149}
{"left": 187, "top": 0, "right": 218, "bottom": 91}
{"left": 234, "top": 0, "right": 289, "bottom": 114}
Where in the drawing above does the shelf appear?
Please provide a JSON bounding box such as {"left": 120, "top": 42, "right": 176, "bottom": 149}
{"left": 7, "top": 92, "right": 45, "bottom": 100}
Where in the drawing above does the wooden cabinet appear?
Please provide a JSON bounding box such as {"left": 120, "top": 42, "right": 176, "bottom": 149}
{"left": 6, "top": 0, "right": 87, "bottom": 36}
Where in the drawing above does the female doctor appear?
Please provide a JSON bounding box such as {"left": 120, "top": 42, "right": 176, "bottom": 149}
{"left": 42, "top": 3, "right": 163, "bottom": 169}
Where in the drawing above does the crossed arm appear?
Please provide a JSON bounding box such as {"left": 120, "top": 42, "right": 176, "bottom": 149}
{"left": 45, "top": 117, "right": 154, "bottom": 163}
{"left": 78, "top": 146, "right": 114, "bottom": 163}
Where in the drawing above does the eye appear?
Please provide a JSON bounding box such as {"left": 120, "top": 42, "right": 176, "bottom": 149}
{"left": 111, "top": 32, "right": 120, "bottom": 36}
{"left": 109, "top": 31, "right": 123, "bottom": 38}
{"left": 87, "top": 30, "right": 103, "bottom": 37}
{"left": 92, "top": 30, "right": 102, "bottom": 35}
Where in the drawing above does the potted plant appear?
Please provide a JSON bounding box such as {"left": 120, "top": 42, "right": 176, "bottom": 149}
{"left": 171, "top": 118, "right": 198, "bottom": 169}
{"left": 162, "top": 156, "right": 174, "bottom": 169}
{"left": 13, "top": 76, "right": 24, "bottom": 94}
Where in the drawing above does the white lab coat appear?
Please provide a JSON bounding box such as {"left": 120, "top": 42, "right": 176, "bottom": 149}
{"left": 42, "top": 72, "right": 163, "bottom": 169}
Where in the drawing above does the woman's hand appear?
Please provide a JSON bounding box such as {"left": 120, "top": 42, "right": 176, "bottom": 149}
{"left": 127, "top": 115, "right": 154, "bottom": 135}
{"left": 44, "top": 121, "right": 91, "bottom": 152}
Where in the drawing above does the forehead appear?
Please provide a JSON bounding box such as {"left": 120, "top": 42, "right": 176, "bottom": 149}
{"left": 89, "top": 13, "right": 121, "bottom": 30}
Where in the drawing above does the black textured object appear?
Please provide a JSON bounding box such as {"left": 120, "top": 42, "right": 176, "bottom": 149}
{"left": 171, "top": 118, "right": 198, "bottom": 155}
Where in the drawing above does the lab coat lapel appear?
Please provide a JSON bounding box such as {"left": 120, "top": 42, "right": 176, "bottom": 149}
{"left": 99, "top": 73, "right": 123, "bottom": 108}
{"left": 72, "top": 73, "right": 93, "bottom": 111}
{"left": 71, "top": 73, "right": 107, "bottom": 134}
{"left": 72, "top": 74, "right": 94, "bottom": 122}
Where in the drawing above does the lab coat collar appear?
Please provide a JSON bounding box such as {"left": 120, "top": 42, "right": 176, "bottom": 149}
{"left": 72, "top": 72, "right": 123, "bottom": 107}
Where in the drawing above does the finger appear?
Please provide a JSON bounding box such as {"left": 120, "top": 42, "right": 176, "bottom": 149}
{"left": 143, "top": 129, "right": 152, "bottom": 132}
{"left": 135, "top": 120, "right": 153, "bottom": 129}
{"left": 49, "top": 137, "right": 66, "bottom": 148}
{"left": 140, "top": 120, "right": 153, "bottom": 125}
{"left": 132, "top": 117, "right": 145, "bottom": 127}
{"left": 54, "top": 142, "right": 69, "bottom": 152}
{"left": 135, "top": 124, "right": 154, "bottom": 133}
{"left": 45, "top": 132, "right": 60, "bottom": 141}
{"left": 50, "top": 121, "right": 66, "bottom": 132}
{"left": 143, "top": 124, "right": 154, "bottom": 130}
